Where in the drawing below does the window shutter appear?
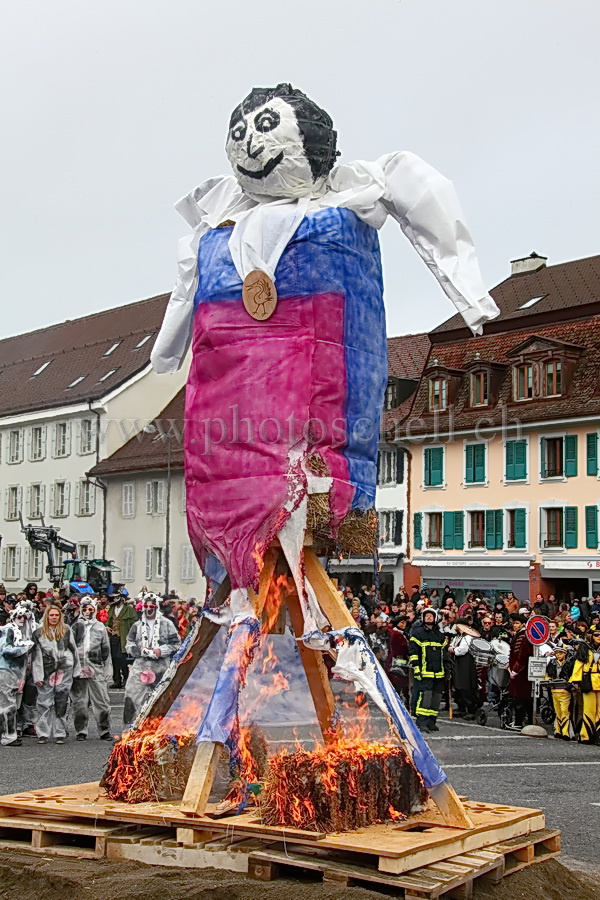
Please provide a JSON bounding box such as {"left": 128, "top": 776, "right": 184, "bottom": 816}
{"left": 443, "top": 512, "right": 455, "bottom": 550}
{"left": 565, "top": 506, "right": 578, "bottom": 549}
{"left": 396, "top": 449, "right": 405, "bottom": 484}
{"left": 565, "top": 435, "right": 578, "bottom": 477}
{"left": 51, "top": 424, "right": 57, "bottom": 458}
{"left": 156, "top": 481, "right": 165, "bottom": 515}
{"left": 49, "top": 484, "right": 55, "bottom": 517}
{"left": 75, "top": 420, "right": 82, "bottom": 455}
{"left": 413, "top": 512, "right": 422, "bottom": 550}
{"left": 181, "top": 545, "right": 195, "bottom": 582}
{"left": 514, "top": 508, "right": 527, "bottom": 549}
{"left": 514, "top": 440, "right": 527, "bottom": 480}
{"left": 122, "top": 483, "right": 128, "bottom": 517}
{"left": 15, "top": 546, "right": 21, "bottom": 579}
{"left": 25, "top": 485, "right": 31, "bottom": 519}
{"left": 585, "top": 506, "right": 598, "bottom": 549}
{"left": 394, "top": 510, "right": 403, "bottom": 546}
{"left": 474, "top": 444, "right": 486, "bottom": 482}
{"left": 18, "top": 429, "right": 24, "bottom": 462}
{"left": 122, "top": 547, "right": 134, "bottom": 581}
{"left": 17, "top": 487, "right": 22, "bottom": 518}
{"left": 587, "top": 433, "right": 599, "bottom": 477}
{"left": 429, "top": 447, "right": 443, "bottom": 486}
{"left": 27, "top": 428, "right": 32, "bottom": 462}
{"left": 74, "top": 480, "right": 81, "bottom": 516}
{"left": 87, "top": 543, "right": 95, "bottom": 559}
{"left": 64, "top": 422, "right": 72, "bottom": 456}
{"left": 89, "top": 484, "right": 96, "bottom": 515}
{"left": 1, "top": 547, "right": 5, "bottom": 579}
{"left": 39, "top": 484, "right": 46, "bottom": 517}
{"left": 494, "top": 509, "right": 504, "bottom": 550}
{"left": 465, "top": 445, "right": 474, "bottom": 483}
{"left": 64, "top": 481, "right": 70, "bottom": 516}
{"left": 540, "top": 438, "right": 547, "bottom": 478}
{"left": 145, "top": 548, "right": 153, "bottom": 581}
{"left": 3, "top": 489, "right": 8, "bottom": 521}
{"left": 23, "top": 547, "right": 30, "bottom": 580}
{"left": 453, "top": 511, "right": 464, "bottom": 550}
{"left": 485, "top": 510, "right": 497, "bottom": 550}
{"left": 146, "top": 482, "right": 153, "bottom": 514}
{"left": 505, "top": 441, "right": 514, "bottom": 481}
{"left": 40, "top": 425, "right": 47, "bottom": 459}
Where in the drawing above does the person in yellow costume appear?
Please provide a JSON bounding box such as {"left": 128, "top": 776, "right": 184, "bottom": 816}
{"left": 570, "top": 632, "right": 600, "bottom": 744}
{"left": 545, "top": 645, "right": 575, "bottom": 741}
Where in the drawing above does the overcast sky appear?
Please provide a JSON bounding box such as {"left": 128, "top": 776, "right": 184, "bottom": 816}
{"left": 1, "top": 0, "right": 598, "bottom": 341}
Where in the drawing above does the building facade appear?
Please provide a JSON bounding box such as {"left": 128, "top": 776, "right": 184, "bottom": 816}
{"left": 403, "top": 252, "right": 600, "bottom": 604}
{"left": 0, "top": 295, "right": 187, "bottom": 587}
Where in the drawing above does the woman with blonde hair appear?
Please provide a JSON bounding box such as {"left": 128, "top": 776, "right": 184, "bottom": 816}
{"left": 32, "top": 605, "right": 80, "bottom": 744}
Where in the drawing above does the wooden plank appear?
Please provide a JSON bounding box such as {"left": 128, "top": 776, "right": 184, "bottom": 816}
{"left": 429, "top": 782, "right": 474, "bottom": 830}
{"left": 286, "top": 588, "right": 339, "bottom": 743}
{"left": 180, "top": 742, "right": 223, "bottom": 817}
{"left": 248, "top": 548, "right": 278, "bottom": 620}
{"left": 303, "top": 549, "right": 356, "bottom": 629}
{"left": 176, "top": 827, "right": 214, "bottom": 844}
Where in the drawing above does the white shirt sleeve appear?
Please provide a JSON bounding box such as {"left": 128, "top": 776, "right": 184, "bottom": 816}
{"left": 378, "top": 151, "right": 500, "bottom": 335}
{"left": 150, "top": 231, "right": 202, "bottom": 374}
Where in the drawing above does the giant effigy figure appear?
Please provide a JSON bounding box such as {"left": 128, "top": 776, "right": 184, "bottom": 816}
{"left": 152, "top": 83, "right": 499, "bottom": 626}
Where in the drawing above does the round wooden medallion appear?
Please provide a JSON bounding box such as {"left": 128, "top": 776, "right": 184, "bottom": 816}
{"left": 242, "top": 270, "right": 278, "bottom": 321}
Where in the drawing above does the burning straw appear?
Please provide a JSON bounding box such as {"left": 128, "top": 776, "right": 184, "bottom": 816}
{"left": 261, "top": 738, "right": 427, "bottom": 832}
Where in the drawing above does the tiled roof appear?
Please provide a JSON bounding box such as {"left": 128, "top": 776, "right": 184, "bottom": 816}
{"left": 399, "top": 315, "right": 600, "bottom": 436}
{"left": 0, "top": 294, "right": 169, "bottom": 417}
{"left": 91, "top": 333, "right": 431, "bottom": 475}
{"left": 432, "top": 254, "right": 600, "bottom": 339}
{"left": 387, "top": 332, "right": 431, "bottom": 379}
{"left": 89, "top": 390, "right": 185, "bottom": 477}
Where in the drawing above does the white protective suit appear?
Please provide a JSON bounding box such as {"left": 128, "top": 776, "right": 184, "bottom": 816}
{"left": 32, "top": 625, "right": 81, "bottom": 740}
{"left": 0, "top": 618, "right": 34, "bottom": 744}
{"left": 71, "top": 615, "right": 112, "bottom": 739}
{"left": 123, "top": 612, "right": 180, "bottom": 725}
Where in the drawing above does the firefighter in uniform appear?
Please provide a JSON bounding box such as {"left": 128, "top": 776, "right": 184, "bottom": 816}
{"left": 409, "top": 608, "right": 445, "bottom": 733}
{"left": 570, "top": 631, "right": 600, "bottom": 744}
{"left": 545, "top": 645, "right": 575, "bottom": 741}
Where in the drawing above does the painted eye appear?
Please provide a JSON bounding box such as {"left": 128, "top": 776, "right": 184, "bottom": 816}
{"left": 230, "top": 122, "right": 246, "bottom": 142}
{"left": 255, "top": 109, "right": 281, "bottom": 133}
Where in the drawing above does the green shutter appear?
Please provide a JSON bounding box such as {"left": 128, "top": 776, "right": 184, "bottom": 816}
{"left": 413, "top": 512, "right": 422, "bottom": 550}
{"left": 505, "top": 441, "right": 515, "bottom": 480}
{"left": 474, "top": 444, "right": 486, "bottom": 483}
{"left": 513, "top": 508, "right": 527, "bottom": 549}
{"left": 587, "top": 433, "right": 598, "bottom": 476}
{"left": 565, "top": 435, "right": 578, "bottom": 477}
{"left": 540, "top": 438, "right": 547, "bottom": 478}
{"left": 565, "top": 506, "right": 578, "bottom": 549}
{"left": 454, "top": 511, "right": 464, "bottom": 550}
{"left": 495, "top": 509, "right": 504, "bottom": 549}
{"left": 443, "top": 512, "right": 455, "bottom": 550}
{"left": 425, "top": 447, "right": 444, "bottom": 486}
{"left": 585, "top": 505, "right": 598, "bottom": 549}
{"left": 514, "top": 440, "right": 527, "bottom": 479}
{"left": 465, "top": 444, "right": 475, "bottom": 483}
{"left": 485, "top": 510, "right": 496, "bottom": 550}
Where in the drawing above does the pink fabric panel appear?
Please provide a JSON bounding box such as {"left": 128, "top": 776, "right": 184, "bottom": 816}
{"left": 185, "top": 292, "right": 351, "bottom": 588}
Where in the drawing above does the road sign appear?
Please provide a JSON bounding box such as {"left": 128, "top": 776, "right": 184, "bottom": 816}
{"left": 528, "top": 656, "right": 548, "bottom": 680}
{"left": 526, "top": 615, "right": 550, "bottom": 645}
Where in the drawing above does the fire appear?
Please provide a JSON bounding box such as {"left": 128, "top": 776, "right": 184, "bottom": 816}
{"left": 260, "top": 737, "right": 424, "bottom": 832}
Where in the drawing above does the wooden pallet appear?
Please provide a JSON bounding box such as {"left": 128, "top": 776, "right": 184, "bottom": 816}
{"left": 0, "top": 813, "right": 146, "bottom": 859}
{"left": 247, "top": 828, "right": 562, "bottom": 900}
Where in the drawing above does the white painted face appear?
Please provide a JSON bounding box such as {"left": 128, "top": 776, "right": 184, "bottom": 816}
{"left": 82, "top": 605, "right": 95, "bottom": 620}
{"left": 143, "top": 599, "right": 158, "bottom": 620}
{"left": 226, "top": 97, "right": 314, "bottom": 200}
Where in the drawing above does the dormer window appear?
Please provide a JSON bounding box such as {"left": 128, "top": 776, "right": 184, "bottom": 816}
{"left": 514, "top": 364, "right": 533, "bottom": 401}
{"left": 545, "top": 360, "right": 562, "bottom": 397}
{"left": 429, "top": 377, "right": 447, "bottom": 411}
{"left": 384, "top": 378, "right": 400, "bottom": 411}
{"left": 470, "top": 371, "right": 488, "bottom": 407}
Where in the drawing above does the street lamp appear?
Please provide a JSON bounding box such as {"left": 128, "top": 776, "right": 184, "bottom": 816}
{"left": 143, "top": 424, "right": 173, "bottom": 595}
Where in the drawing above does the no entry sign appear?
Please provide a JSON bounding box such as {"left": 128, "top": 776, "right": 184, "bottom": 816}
{"left": 526, "top": 615, "right": 550, "bottom": 645}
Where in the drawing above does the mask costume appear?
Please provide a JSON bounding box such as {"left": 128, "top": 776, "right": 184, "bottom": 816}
{"left": 71, "top": 601, "right": 113, "bottom": 740}
{"left": 123, "top": 595, "right": 181, "bottom": 725}
{"left": 32, "top": 614, "right": 81, "bottom": 742}
{"left": 150, "top": 84, "right": 497, "bottom": 805}
{"left": 0, "top": 604, "right": 35, "bottom": 746}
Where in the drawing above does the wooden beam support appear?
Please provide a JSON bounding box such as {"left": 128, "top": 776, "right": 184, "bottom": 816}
{"left": 286, "top": 588, "right": 339, "bottom": 744}
{"left": 248, "top": 547, "right": 279, "bottom": 620}
{"left": 180, "top": 741, "right": 224, "bottom": 817}
{"left": 429, "top": 781, "right": 474, "bottom": 830}
{"left": 303, "top": 548, "right": 355, "bottom": 630}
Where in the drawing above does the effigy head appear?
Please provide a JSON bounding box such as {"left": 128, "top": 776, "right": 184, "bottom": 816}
{"left": 226, "top": 83, "right": 338, "bottom": 200}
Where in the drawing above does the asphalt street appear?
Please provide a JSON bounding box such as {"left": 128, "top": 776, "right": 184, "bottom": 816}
{"left": 0, "top": 689, "right": 598, "bottom": 866}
